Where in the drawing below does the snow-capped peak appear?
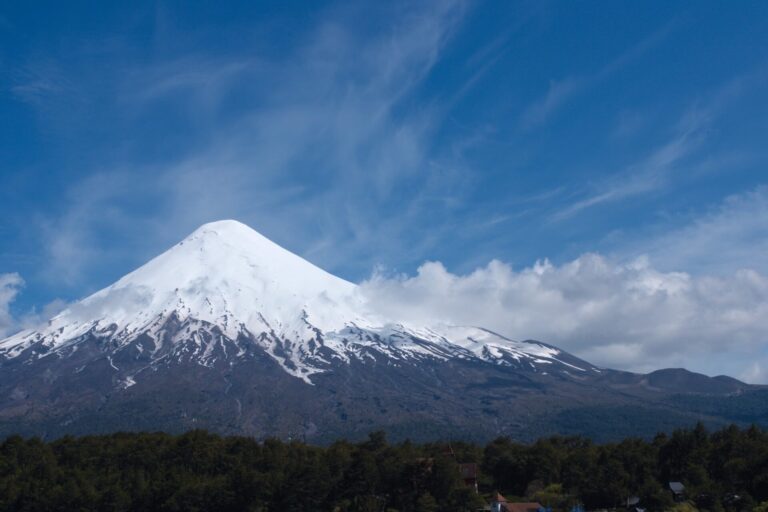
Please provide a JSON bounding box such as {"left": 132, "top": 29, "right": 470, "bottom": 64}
{"left": 90, "top": 219, "right": 362, "bottom": 333}
{"left": 52, "top": 220, "right": 363, "bottom": 339}
{"left": 0, "top": 220, "right": 593, "bottom": 384}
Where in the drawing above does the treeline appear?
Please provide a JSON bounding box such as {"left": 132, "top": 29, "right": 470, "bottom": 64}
{"left": 0, "top": 424, "right": 766, "bottom": 511}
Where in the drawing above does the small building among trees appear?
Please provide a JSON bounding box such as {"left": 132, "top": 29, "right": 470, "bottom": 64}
{"left": 668, "top": 482, "right": 686, "bottom": 502}
{"left": 490, "top": 492, "right": 543, "bottom": 512}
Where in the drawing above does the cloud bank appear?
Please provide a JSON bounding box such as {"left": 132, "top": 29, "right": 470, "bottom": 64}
{"left": 360, "top": 254, "right": 768, "bottom": 382}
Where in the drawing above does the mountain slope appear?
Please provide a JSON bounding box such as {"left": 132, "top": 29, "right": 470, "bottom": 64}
{"left": 0, "top": 220, "right": 763, "bottom": 442}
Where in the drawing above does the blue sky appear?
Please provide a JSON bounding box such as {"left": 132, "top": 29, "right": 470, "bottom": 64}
{"left": 1, "top": 1, "right": 767, "bottom": 380}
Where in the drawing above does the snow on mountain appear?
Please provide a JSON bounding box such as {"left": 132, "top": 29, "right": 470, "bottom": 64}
{"left": 0, "top": 220, "right": 593, "bottom": 384}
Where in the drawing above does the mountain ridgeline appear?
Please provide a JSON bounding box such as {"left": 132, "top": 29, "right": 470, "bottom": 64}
{"left": 0, "top": 220, "right": 766, "bottom": 442}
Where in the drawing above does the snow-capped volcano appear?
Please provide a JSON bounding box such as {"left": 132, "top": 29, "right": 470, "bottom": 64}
{"left": 0, "top": 220, "right": 592, "bottom": 384}
{"left": 0, "top": 220, "right": 759, "bottom": 442}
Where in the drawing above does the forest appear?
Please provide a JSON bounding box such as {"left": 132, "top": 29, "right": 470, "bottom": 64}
{"left": 0, "top": 423, "right": 766, "bottom": 512}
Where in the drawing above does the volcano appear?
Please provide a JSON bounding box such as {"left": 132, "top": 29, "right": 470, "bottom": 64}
{"left": 1, "top": 220, "right": 764, "bottom": 442}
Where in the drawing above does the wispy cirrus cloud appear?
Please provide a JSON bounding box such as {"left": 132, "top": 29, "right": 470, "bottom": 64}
{"left": 622, "top": 185, "right": 768, "bottom": 275}
{"left": 26, "top": 1, "right": 470, "bottom": 286}
{"left": 550, "top": 105, "right": 709, "bottom": 221}
{"left": 549, "top": 68, "right": 767, "bottom": 222}
{"left": 520, "top": 23, "right": 674, "bottom": 130}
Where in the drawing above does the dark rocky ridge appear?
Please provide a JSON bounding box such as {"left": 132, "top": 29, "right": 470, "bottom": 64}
{"left": 1, "top": 322, "right": 765, "bottom": 443}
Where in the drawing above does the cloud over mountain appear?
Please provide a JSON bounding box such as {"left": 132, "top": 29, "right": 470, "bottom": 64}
{"left": 360, "top": 253, "right": 768, "bottom": 381}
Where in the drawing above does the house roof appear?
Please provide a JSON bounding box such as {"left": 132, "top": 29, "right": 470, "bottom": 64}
{"left": 504, "top": 502, "right": 543, "bottom": 512}
{"left": 490, "top": 495, "right": 542, "bottom": 512}
{"left": 669, "top": 482, "right": 685, "bottom": 493}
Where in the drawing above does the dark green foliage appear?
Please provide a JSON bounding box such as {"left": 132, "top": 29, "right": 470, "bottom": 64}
{"left": 0, "top": 424, "right": 766, "bottom": 511}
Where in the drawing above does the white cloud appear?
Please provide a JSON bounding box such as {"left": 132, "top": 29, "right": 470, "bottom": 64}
{"left": 19, "top": 298, "right": 69, "bottom": 331}
{"left": 0, "top": 273, "right": 24, "bottom": 338}
{"left": 0, "top": 273, "right": 69, "bottom": 338}
{"left": 359, "top": 254, "right": 768, "bottom": 382}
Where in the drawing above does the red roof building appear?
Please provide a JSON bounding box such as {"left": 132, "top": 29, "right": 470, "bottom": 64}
{"left": 490, "top": 492, "right": 543, "bottom": 512}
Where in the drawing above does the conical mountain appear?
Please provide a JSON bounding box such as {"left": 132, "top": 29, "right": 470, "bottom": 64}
{"left": 1, "top": 220, "right": 588, "bottom": 383}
